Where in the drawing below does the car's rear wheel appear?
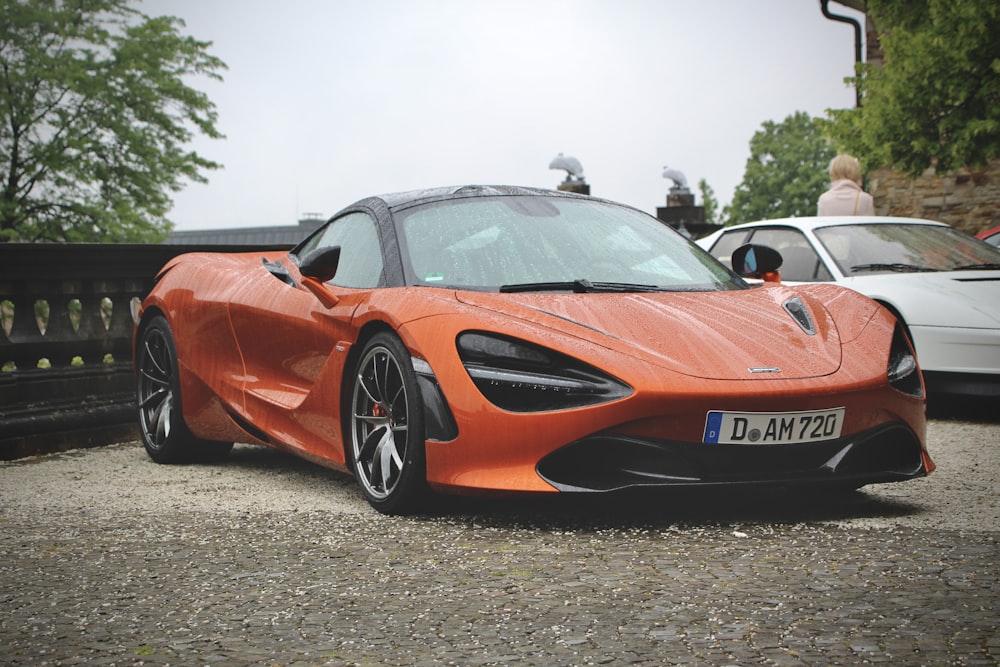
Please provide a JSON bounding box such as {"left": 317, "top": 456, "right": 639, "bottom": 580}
{"left": 349, "top": 332, "right": 427, "bottom": 514}
{"left": 136, "top": 315, "right": 233, "bottom": 463}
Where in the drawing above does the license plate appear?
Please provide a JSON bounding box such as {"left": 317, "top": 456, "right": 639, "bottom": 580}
{"left": 703, "top": 408, "right": 845, "bottom": 445}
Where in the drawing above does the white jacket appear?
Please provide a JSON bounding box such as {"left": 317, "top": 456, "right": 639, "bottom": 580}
{"left": 817, "top": 179, "right": 875, "bottom": 216}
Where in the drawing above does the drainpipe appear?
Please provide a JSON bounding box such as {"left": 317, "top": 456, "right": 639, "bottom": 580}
{"left": 820, "top": 0, "right": 863, "bottom": 107}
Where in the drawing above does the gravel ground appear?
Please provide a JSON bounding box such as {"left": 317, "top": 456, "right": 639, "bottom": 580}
{"left": 0, "top": 412, "right": 997, "bottom": 665}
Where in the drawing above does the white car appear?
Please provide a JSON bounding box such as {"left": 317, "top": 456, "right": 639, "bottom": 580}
{"left": 698, "top": 217, "right": 1000, "bottom": 397}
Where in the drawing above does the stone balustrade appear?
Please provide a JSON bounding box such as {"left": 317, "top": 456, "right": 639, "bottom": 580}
{"left": 0, "top": 243, "right": 282, "bottom": 459}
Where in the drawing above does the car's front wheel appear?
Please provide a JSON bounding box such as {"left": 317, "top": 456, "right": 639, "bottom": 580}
{"left": 136, "top": 315, "right": 233, "bottom": 463}
{"left": 349, "top": 332, "right": 428, "bottom": 514}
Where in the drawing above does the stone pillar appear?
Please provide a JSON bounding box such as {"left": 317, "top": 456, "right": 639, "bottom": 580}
{"left": 656, "top": 189, "right": 716, "bottom": 238}
{"left": 556, "top": 180, "right": 591, "bottom": 195}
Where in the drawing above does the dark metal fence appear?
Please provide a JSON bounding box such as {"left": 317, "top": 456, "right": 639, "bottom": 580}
{"left": 0, "top": 243, "right": 283, "bottom": 459}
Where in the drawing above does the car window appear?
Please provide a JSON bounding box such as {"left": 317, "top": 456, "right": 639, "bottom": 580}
{"left": 814, "top": 223, "right": 1000, "bottom": 275}
{"left": 705, "top": 230, "right": 752, "bottom": 269}
{"left": 396, "top": 196, "right": 745, "bottom": 291}
{"left": 745, "top": 228, "right": 832, "bottom": 282}
{"left": 300, "top": 212, "right": 384, "bottom": 288}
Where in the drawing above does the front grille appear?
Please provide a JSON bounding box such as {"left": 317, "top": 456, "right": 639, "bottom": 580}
{"left": 536, "top": 423, "right": 925, "bottom": 492}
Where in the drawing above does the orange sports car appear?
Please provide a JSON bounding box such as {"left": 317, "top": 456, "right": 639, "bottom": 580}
{"left": 134, "top": 185, "right": 933, "bottom": 514}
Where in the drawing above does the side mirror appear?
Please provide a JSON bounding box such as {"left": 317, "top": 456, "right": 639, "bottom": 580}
{"left": 299, "top": 246, "right": 341, "bottom": 283}
{"left": 731, "top": 244, "right": 783, "bottom": 283}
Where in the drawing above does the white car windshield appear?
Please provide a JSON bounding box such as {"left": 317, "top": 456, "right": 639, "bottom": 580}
{"left": 814, "top": 223, "right": 1000, "bottom": 276}
{"left": 396, "top": 196, "right": 745, "bottom": 292}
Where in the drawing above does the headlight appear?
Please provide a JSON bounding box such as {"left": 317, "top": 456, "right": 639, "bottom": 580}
{"left": 457, "top": 331, "right": 632, "bottom": 412}
{"left": 887, "top": 324, "right": 923, "bottom": 398}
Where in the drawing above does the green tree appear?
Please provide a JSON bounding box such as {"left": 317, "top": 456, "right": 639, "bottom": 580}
{"left": 828, "top": 0, "right": 1000, "bottom": 176}
{"left": 697, "top": 178, "right": 720, "bottom": 225}
{"left": 724, "top": 111, "right": 835, "bottom": 225}
{"left": 0, "top": 0, "right": 226, "bottom": 242}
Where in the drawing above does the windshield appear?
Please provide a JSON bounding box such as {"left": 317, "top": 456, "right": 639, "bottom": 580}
{"left": 396, "top": 195, "right": 745, "bottom": 292}
{"left": 814, "top": 223, "right": 1000, "bottom": 276}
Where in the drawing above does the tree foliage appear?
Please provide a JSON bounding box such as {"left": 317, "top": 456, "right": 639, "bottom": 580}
{"left": 0, "top": 0, "right": 225, "bottom": 242}
{"left": 724, "top": 112, "right": 836, "bottom": 225}
{"left": 697, "top": 178, "right": 719, "bottom": 224}
{"left": 828, "top": 0, "right": 1000, "bottom": 176}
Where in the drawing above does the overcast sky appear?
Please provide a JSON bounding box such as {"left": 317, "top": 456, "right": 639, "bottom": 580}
{"left": 138, "top": 0, "right": 865, "bottom": 231}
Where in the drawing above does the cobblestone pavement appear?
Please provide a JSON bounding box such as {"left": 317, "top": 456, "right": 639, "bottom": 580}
{"left": 1, "top": 412, "right": 997, "bottom": 666}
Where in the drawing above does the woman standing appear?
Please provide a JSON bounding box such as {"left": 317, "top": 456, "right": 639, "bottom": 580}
{"left": 817, "top": 154, "right": 875, "bottom": 216}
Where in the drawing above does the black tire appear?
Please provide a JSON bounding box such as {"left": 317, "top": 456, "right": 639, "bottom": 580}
{"left": 136, "top": 315, "right": 233, "bottom": 463}
{"left": 349, "top": 332, "right": 428, "bottom": 514}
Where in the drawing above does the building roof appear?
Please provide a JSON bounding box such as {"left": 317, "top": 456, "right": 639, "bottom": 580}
{"left": 165, "top": 218, "right": 325, "bottom": 246}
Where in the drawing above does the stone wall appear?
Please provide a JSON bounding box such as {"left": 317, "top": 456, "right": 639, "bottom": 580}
{"left": 869, "top": 159, "right": 1000, "bottom": 235}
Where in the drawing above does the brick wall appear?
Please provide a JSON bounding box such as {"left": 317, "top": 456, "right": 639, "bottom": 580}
{"left": 869, "top": 159, "right": 1000, "bottom": 235}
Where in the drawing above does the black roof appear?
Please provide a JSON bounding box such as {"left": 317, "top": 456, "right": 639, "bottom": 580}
{"left": 376, "top": 184, "right": 561, "bottom": 209}
{"left": 165, "top": 185, "right": 600, "bottom": 246}
{"left": 372, "top": 184, "right": 589, "bottom": 211}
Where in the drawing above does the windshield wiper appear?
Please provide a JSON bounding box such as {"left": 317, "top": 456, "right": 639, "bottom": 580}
{"left": 851, "top": 263, "right": 938, "bottom": 273}
{"left": 500, "top": 279, "right": 662, "bottom": 293}
{"left": 950, "top": 263, "right": 1000, "bottom": 271}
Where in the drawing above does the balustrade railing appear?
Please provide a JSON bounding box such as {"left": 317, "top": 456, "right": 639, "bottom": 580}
{"left": 0, "top": 243, "right": 283, "bottom": 459}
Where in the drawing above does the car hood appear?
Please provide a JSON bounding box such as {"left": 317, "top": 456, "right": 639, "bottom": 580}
{"left": 456, "top": 286, "right": 846, "bottom": 381}
{"left": 840, "top": 270, "right": 1000, "bottom": 328}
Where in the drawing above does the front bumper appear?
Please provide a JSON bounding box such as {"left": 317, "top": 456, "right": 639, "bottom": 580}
{"left": 537, "top": 422, "right": 928, "bottom": 492}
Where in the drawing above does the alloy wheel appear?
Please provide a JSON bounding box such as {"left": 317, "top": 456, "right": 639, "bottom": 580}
{"left": 138, "top": 325, "right": 176, "bottom": 450}
{"left": 352, "top": 344, "right": 410, "bottom": 500}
